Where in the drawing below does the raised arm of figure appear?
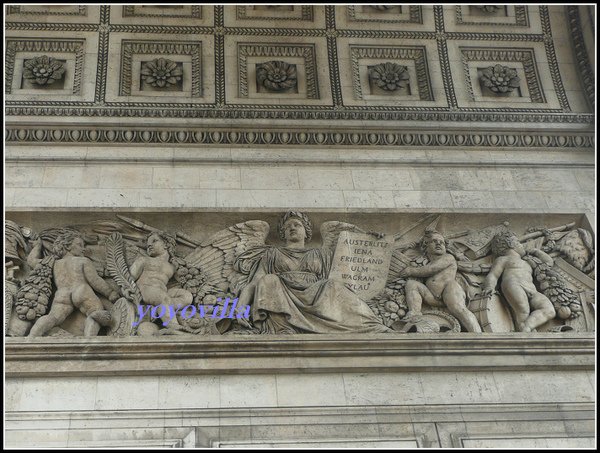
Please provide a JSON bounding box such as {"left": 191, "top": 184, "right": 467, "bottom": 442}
{"left": 401, "top": 254, "right": 455, "bottom": 278}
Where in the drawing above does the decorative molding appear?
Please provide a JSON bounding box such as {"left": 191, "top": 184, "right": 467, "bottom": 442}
{"left": 347, "top": 5, "right": 423, "bottom": 24}
{"left": 236, "top": 6, "right": 313, "bottom": 21}
{"left": 5, "top": 22, "right": 99, "bottom": 31}
{"left": 122, "top": 5, "right": 202, "bottom": 19}
{"left": 110, "top": 25, "right": 214, "bottom": 35}
{"left": 4, "top": 125, "right": 593, "bottom": 149}
{"left": 7, "top": 5, "right": 87, "bottom": 16}
{"left": 434, "top": 6, "right": 458, "bottom": 109}
{"left": 539, "top": 6, "right": 571, "bottom": 112}
{"left": 566, "top": 6, "right": 594, "bottom": 109}
{"left": 455, "top": 6, "right": 529, "bottom": 27}
{"left": 5, "top": 334, "right": 594, "bottom": 377}
{"left": 5, "top": 39, "right": 85, "bottom": 96}
{"left": 460, "top": 47, "right": 545, "bottom": 103}
{"left": 350, "top": 46, "right": 433, "bottom": 101}
{"left": 238, "top": 43, "right": 319, "bottom": 99}
{"left": 3, "top": 106, "right": 594, "bottom": 124}
{"left": 4, "top": 6, "right": 582, "bottom": 123}
{"left": 119, "top": 41, "right": 202, "bottom": 98}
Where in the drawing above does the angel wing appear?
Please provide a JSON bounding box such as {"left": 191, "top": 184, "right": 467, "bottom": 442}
{"left": 105, "top": 232, "right": 142, "bottom": 305}
{"left": 320, "top": 221, "right": 369, "bottom": 254}
{"left": 184, "top": 220, "right": 270, "bottom": 295}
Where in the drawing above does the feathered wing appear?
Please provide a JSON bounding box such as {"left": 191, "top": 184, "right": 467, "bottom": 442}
{"left": 388, "top": 249, "right": 413, "bottom": 282}
{"left": 184, "top": 220, "right": 270, "bottom": 295}
{"left": 320, "top": 221, "right": 367, "bottom": 255}
{"left": 105, "top": 232, "right": 142, "bottom": 305}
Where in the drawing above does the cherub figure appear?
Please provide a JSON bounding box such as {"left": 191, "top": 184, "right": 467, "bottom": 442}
{"left": 28, "top": 232, "right": 119, "bottom": 337}
{"left": 399, "top": 230, "right": 482, "bottom": 333}
{"left": 129, "top": 232, "right": 192, "bottom": 329}
{"left": 482, "top": 231, "right": 556, "bottom": 332}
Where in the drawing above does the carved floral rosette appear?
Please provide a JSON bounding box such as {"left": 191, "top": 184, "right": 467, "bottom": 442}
{"left": 369, "top": 62, "right": 410, "bottom": 92}
{"left": 480, "top": 64, "right": 520, "bottom": 94}
{"left": 256, "top": 60, "right": 298, "bottom": 92}
{"left": 22, "top": 55, "right": 66, "bottom": 86}
{"left": 140, "top": 58, "right": 183, "bottom": 88}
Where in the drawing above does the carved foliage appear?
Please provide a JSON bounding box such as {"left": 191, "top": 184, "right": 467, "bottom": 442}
{"left": 140, "top": 58, "right": 183, "bottom": 88}
{"left": 461, "top": 47, "right": 544, "bottom": 103}
{"left": 369, "top": 62, "right": 409, "bottom": 92}
{"left": 474, "top": 6, "right": 502, "bottom": 13}
{"left": 350, "top": 45, "right": 433, "bottom": 101}
{"left": 256, "top": 60, "right": 298, "bottom": 92}
{"left": 22, "top": 55, "right": 66, "bottom": 86}
{"left": 480, "top": 64, "right": 520, "bottom": 94}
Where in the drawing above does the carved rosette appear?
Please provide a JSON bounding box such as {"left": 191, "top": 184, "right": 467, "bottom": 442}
{"left": 369, "top": 62, "right": 410, "bottom": 92}
{"left": 256, "top": 60, "right": 298, "bottom": 92}
{"left": 140, "top": 58, "right": 183, "bottom": 88}
{"left": 474, "top": 5, "right": 502, "bottom": 13}
{"left": 22, "top": 55, "right": 66, "bottom": 86}
{"left": 480, "top": 64, "right": 520, "bottom": 94}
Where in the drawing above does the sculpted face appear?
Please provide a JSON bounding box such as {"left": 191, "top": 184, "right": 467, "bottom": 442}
{"left": 283, "top": 218, "right": 306, "bottom": 244}
{"left": 147, "top": 234, "right": 167, "bottom": 257}
{"left": 512, "top": 239, "right": 525, "bottom": 257}
{"left": 426, "top": 233, "right": 446, "bottom": 256}
{"left": 68, "top": 237, "right": 85, "bottom": 257}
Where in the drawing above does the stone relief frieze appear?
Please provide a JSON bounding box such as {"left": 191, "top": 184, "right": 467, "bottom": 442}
{"left": 5, "top": 212, "right": 595, "bottom": 338}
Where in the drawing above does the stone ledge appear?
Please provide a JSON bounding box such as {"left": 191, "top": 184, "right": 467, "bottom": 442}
{"left": 5, "top": 333, "right": 595, "bottom": 377}
{"left": 5, "top": 402, "right": 595, "bottom": 423}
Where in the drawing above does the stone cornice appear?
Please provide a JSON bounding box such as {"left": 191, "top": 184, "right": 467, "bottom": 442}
{"left": 4, "top": 124, "right": 594, "bottom": 149}
{"left": 5, "top": 333, "right": 595, "bottom": 377}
